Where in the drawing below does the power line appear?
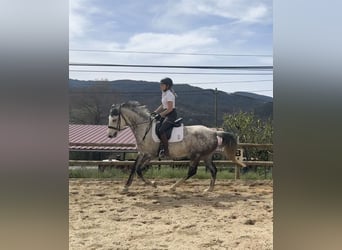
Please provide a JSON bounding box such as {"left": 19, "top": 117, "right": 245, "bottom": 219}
{"left": 69, "top": 62, "right": 273, "bottom": 70}
{"left": 69, "top": 49, "right": 272, "bottom": 57}
{"left": 70, "top": 89, "right": 217, "bottom": 94}
{"left": 69, "top": 69, "right": 272, "bottom": 76}
{"left": 69, "top": 89, "right": 273, "bottom": 95}
{"left": 184, "top": 79, "right": 273, "bottom": 85}
{"left": 69, "top": 79, "right": 272, "bottom": 85}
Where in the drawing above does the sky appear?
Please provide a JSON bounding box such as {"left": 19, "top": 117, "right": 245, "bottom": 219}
{"left": 69, "top": 0, "right": 273, "bottom": 97}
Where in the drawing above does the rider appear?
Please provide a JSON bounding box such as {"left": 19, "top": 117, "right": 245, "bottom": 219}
{"left": 153, "top": 77, "right": 177, "bottom": 158}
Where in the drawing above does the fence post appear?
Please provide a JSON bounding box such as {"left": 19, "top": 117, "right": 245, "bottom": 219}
{"left": 235, "top": 136, "right": 241, "bottom": 180}
{"left": 235, "top": 164, "right": 240, "bottom": 180}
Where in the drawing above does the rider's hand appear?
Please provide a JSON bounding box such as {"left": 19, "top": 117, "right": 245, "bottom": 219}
{"left": 154, "top": 114, "right": 161, "bottom": 121}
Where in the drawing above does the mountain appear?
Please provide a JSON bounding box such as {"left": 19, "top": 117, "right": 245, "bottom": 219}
{"left": 233, "top": 91, "right": 273, "bottom": 103}
{"left": 69, "top": 79, "right": 273, "bottom": 126}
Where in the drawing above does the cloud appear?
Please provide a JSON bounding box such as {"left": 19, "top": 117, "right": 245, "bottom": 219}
{"left": 69, "top": 0, "right": 273, "bottom": 96}
{"left": 69, "top": 0, "right": 89, "bottom": 39}
{"left": 127, "top": 31, "right": 217, "bottom": 51}
{"left": 174, "top": 0, "right": 271, "bottom": 23}
{"left": 69, "top": 0, "right": 107, "bottom": 40}
{"left": 148, "top": 0, "right": 272, "bottom": 53}
{"left": 240, "top": 5, "right": 269, "bottom": 23}
{"left": 113, "top": 30, "right": 217, "bottom": 65}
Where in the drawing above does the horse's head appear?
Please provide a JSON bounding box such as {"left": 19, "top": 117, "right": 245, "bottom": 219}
{"left": 107, "top": 101, "right": 149, "bottom": 138}
{"left": 107, "top": 104, "right": 126, "bottom": 138}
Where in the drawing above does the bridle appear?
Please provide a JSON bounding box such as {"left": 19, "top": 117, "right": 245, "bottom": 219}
{"left": 108, "top": 103, "right": 154, "bottom": 142}
{"left": 108, "top": 104, "right": 127, "bottom": 131}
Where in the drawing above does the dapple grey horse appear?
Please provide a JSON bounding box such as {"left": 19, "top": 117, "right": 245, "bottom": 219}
{"left": 107, "top": 101, "right": 245, "bottom": 193}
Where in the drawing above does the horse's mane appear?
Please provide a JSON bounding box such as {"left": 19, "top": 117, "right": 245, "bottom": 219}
{"left": 122, "top": 101, "right": 150, "bottom": 118}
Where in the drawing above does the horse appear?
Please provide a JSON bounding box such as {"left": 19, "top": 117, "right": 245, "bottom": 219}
{"left": 107, "top": 101, "right": 246, "bottom": 193}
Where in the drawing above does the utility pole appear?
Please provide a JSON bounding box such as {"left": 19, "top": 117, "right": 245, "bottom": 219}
{"left": 214, "top": 88, "right": 218, "bottom": 128}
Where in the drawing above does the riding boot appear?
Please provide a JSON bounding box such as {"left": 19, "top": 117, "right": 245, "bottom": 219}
{"left": 160, "top": 133, "right": 170, "bottom": 158}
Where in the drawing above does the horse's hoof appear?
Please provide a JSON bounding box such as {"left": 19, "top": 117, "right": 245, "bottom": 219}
{"left": 121, "top": 186, "right": 129, "bottom": 194}
{"left": 203, "top": 188, "right": 213, "bottom": 194}
{"left": 151, "top": 181, "right": 157, "bottom": 188}
{"left": 169, "top": 186, "right": 176, "bottom": 192}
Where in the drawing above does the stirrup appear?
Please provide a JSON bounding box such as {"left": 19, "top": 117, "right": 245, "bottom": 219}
{"left": 158, "top": 149, "right": 170, "bottom": 159}
{"left": 158, "top": 149, "right": 165, "bottom": 158}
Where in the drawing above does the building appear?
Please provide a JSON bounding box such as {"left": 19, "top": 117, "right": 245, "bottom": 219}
{"left": 69, "top": 124, "right": 137, "bottom": 161}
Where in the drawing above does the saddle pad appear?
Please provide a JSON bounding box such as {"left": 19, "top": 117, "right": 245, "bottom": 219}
{"left": 151, "top": 121, "right": 184, "bottom": 143}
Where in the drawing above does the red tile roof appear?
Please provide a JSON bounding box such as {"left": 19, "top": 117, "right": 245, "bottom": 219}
{"left": 69, "top": 124, "right": 137, "bottom": 151}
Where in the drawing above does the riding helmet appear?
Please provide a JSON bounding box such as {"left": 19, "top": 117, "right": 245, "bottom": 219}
{"left": 160, "top": 77, "right": 173, "bottom": 88}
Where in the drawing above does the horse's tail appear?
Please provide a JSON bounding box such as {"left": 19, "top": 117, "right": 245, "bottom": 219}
{"left": 217, "top": 132, "right": 246, "bottom": 168}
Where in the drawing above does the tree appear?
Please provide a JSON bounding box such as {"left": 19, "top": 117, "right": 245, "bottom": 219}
{"left": 69, "top": 80, "right": 120, "bottom": 125}
{"left": 222, "top": 111, "right": 273, "bottom": 144}
{"left": 222, "top": 111, "right": 273, "bottom": 161}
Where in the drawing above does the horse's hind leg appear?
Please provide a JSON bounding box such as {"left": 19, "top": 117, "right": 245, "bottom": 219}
{"left": 170, "top": 156, "right": 200, "bottom": 191}
{"left": 203, "top": 157, "right": 217, "bottom": 193}
{"left": 225, "top": 147, "right": 246, "bottom": 168}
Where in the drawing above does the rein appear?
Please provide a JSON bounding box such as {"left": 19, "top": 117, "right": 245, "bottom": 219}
{"left": 142, "top": 118, "right": 153, "bottom": 141}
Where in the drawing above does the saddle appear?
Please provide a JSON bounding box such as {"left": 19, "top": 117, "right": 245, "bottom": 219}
{"left": 152, "top": 118, "right": 184, "bottom": 143}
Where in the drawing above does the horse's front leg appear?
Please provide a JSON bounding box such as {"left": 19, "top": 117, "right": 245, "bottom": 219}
{"left": 136, "top": 154, "right": 157, "bottom": 188}
{"left": 122, "top": 153, "right": 143, "bottom": 192}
